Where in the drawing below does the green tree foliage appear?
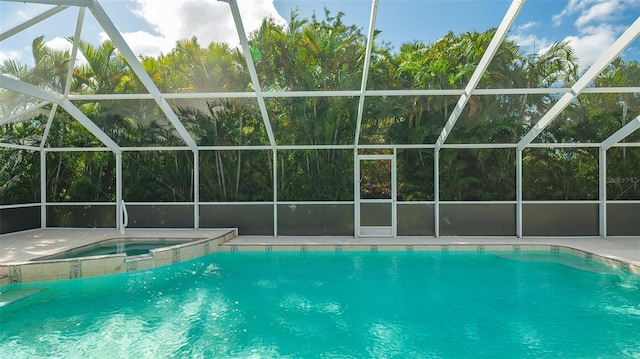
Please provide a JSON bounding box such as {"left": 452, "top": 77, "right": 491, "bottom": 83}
{"left": 0, "top": 148, "right": 40, "bottom": 204}
{"left": 252, "top": 9, "right": 365, "bottom": 92}
{"left": 177, "top": 100, "right": 272, "bottom": 201}
{"left": 1, "top": 9, "right": 638, "bottom": 204}
{"left": 523, "top": 148, "right": 599, "bottom": 200}
{"left": 144, "top": 37, "right": 250, "bottom": 93}
{"left": 123, "top": 151, "right": 193, "bottom": 202}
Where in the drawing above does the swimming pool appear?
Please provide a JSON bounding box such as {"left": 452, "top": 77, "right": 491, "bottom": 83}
{"left": 1, "top": 251, "right": 638, "bottom": 357}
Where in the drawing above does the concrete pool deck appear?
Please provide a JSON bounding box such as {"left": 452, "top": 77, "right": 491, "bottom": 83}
{"left": 1, "top": 229, "right": 639, "bottom": 285}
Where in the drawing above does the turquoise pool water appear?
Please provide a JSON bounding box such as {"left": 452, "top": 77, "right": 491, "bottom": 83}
{"left": 1, "top": 251, "right": 639, "bottom": 358}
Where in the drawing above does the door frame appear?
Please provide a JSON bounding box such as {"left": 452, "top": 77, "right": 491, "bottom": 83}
{"left": 355, "top": 153, "right": 396, "bottom": 237}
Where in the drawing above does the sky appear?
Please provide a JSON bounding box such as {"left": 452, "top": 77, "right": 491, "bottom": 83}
{"left": 0, "top": 0, "right": 639, "bottom": 72}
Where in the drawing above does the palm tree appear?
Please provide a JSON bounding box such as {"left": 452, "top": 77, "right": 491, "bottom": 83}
{"left": 514, "top": 41, "right": 577, "bottom": 123}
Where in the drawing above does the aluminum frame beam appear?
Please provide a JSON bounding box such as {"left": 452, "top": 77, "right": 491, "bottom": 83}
{"left": 86, "top": 0, "right": 198, "bottom": 153}
{"left": 1, "top": 76, "right": 121, "bottom": 152}
{"left": 1, "top": 0, "right": 90, "bottom": 5}
{"left": 354, "top": 0, "right": 379, "bottom": 146}
{"left": 39, "top": 7, "right": 85, "bottom": 150}
{"left": 56, "top": 87, "right": 640, "bottom": 102}
{"left": 221, "top": 0, "right": 276, "bottom": 148}
{"left": 63, "top": 7, "right": 84, "bottom": 97}
{"left": 0, "top": 4, "right": 68, "bottom": 41}
{"left": 518, "top": 16, "right": 640, "bottom": 151}
{"left": 0, "top": 142, "right": 39, "bottom": 150}
{"left": 220, "top": 0, "right": 279, "bottom": 235}
{"left": 601, "top": 114, "right": 640, "bottom": 150}
{"left": 0, "top": 101, "right": 50, "bottom": 125}
{"left": 435, "top": 0, "right": 525, "bottom": 151}
{"left": 39, "top": 103, "right": 57, "bottom": 149}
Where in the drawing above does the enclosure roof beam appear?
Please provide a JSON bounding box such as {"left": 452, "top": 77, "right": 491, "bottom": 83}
{"left": 39, "top": 103, "right": 58, "bottom": 149}
{"left": 0, "top": 4, "right": 69, "bottom": 41}
{"left": 518, "top": 16, "right": 640, "bottom": 151}
{"left": 1, "top": 75, "right": 65, "bottom": 104}
{"left": 435, "top": 0, "right": 525, "bottom": 151}
{"left": 58, "top": 99, "right": 121, "bottom": 153}
{"left": 0, "top": 142, "right": 39, "bottom": 150}
{"left": 222, "top": 0, "right": 277, "bottom": 148}
{"left": 58, "top": 86, "right": 640, "bottom": 101}
{"left": 0, "top": 76, "right": 121, "bottom": 153}
{"left": 354, "top": 0, "right": 379, "bottom": 147}
{"left": 87, "top": 0, "right": 199, "bottom": 153}
{"left": 0, "top": 101, "right": 50, "bottom": 125}
{"left": 62, "top": 7, "right": 84, "bottom": 97}
{"left": 38, "top": 7, "right": 85, "bottom": 150}
{"left": 601, "top": 114, "right": 640, "bottom": 150}
{"left": 1, "top": 0, "right": 90, "bottom": 5}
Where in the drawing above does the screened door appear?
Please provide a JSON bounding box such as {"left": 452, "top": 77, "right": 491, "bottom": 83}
{"left": 356, "top": 155, "right": 396, "bottom": 237}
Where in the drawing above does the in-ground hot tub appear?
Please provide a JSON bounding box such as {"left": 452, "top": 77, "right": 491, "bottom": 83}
{"left": 36, "top": 238, "right": 193, "bottom": 260}
{"left": 4, "top": 229, "right": 238, "bottom": 284}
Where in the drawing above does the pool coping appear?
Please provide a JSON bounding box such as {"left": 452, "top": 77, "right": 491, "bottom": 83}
{"left": 1, "top": 231, "right": 638, "bottom": 286}
{"left": 220, "top": 236, "right": 640, "bottom": 275}
{"left": 220, "top": 242, "right": 639, "bottom": 275}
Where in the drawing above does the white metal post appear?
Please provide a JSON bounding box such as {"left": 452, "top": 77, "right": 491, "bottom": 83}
{"left": 516, "top": 149, "right": 523, "bottom": 238}
{"left": 273, "top": 148, "right": 278, "bottom": 237}
{"left": 116, "top": 152, "right": 123, "bottom": 233}
{"left": 194, "top": 151, "right": 200, "bottom": 229}
{"left": 599, "top": 149, "right": 607, "bottom": 238}
{"left": 354, "top": 149, "right": 360, "bottom": 237}
{"left": 434, "top": 148, "right": 440, "bottom": 237}
{"left": 599, "top": 114, "right": 640, "bottom": 237}
{"left": 40, "top": 150, "right": 46, "bottom": 228}
{"left": 392, "top": 148, "right": 397, "bottom": 237}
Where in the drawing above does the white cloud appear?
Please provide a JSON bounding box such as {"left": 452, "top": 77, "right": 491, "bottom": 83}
{"left": 550, "top": 0, "right": 640, "bottom": 70}
{"left": 45, "top": 37, "right": 87, "bottom": 65}
{"left": 15, "top": 10, "right": 36, "bottom": 22}
{"left": 0, "top": 0, "right": 286, "bottom": 66}
{"left": 552, "top": 0, "right": 598, "bottom": 26}
{"left": 552, "top": 0, "right": 636, "bottom": 28}
{"left": 574, "top": 0, "right": 619, "bottom": 28}
{"left": 0, "top": 48, "right": 22, "bottom": 62}
{"left": 563, "top": 24, "right": 618, "bottom": 70}
{"left": 121, "top": 0, "right": 286, "bottom": 57}
{"left": 118, "top": 31, "right": 173, "bottom": 59}
{"left": 507, "top": 33, "right": 552, "bottom": 56}
{"left": 44, "top": 37, "right": 72, "bottom": 52}
{"left": 517, "top": 21, "right": 538, "bottom": 31}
